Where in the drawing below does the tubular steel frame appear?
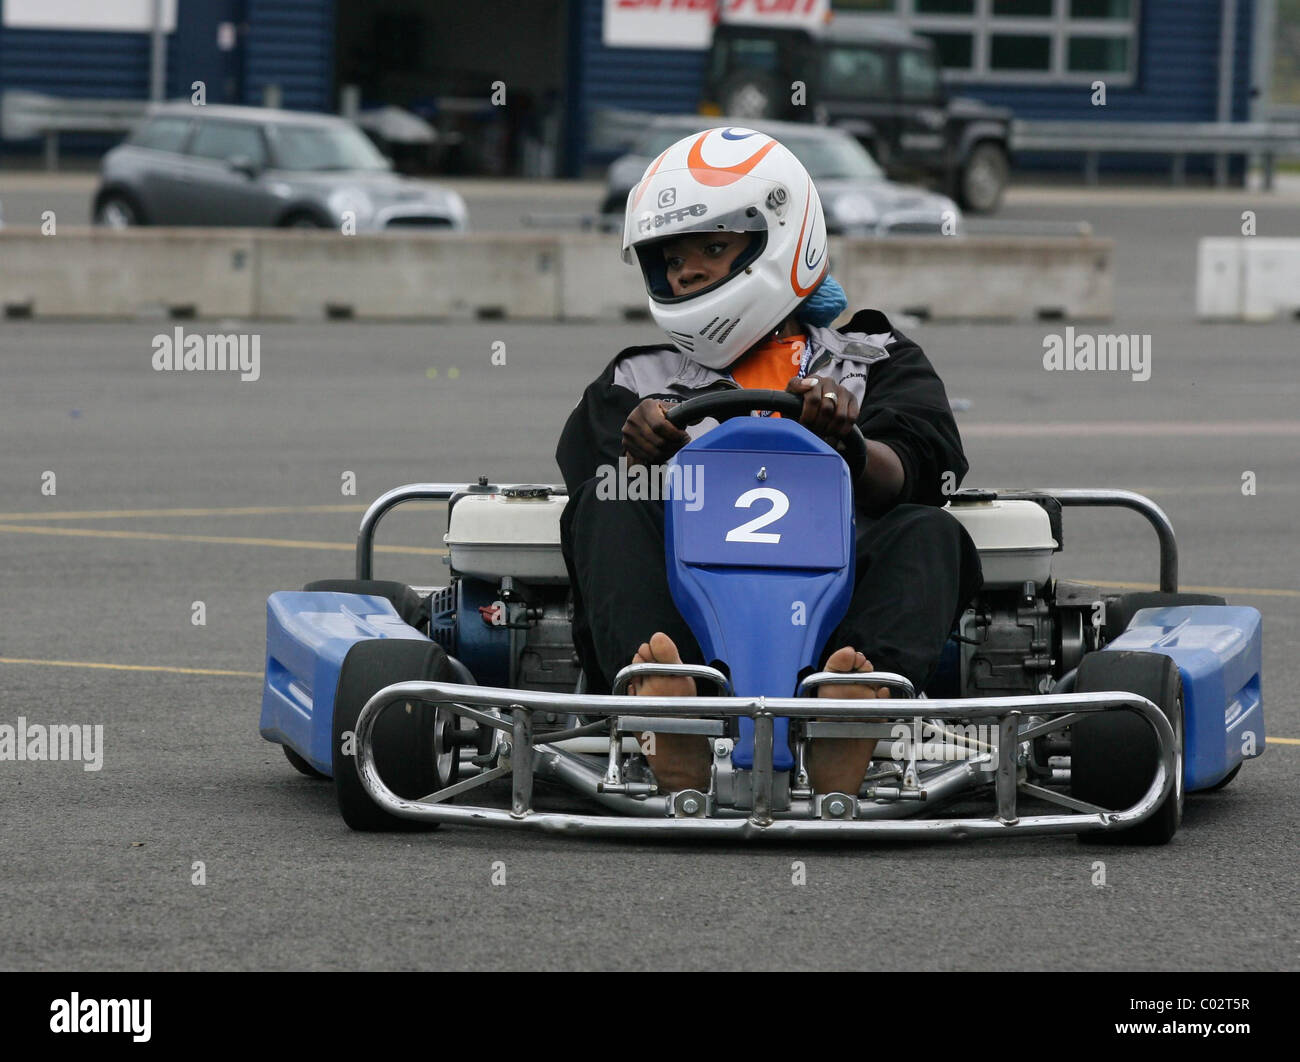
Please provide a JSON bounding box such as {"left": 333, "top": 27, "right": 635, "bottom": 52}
{"left": 352, "top": 677, "right": 1176, "bottom": 840}
{"left": 349, "top": 484, "right": 1180, "bottom": 838}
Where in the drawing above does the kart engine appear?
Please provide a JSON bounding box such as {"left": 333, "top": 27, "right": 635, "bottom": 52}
{"left": 430, "top": 485, "right": 1101, "bottom": 702}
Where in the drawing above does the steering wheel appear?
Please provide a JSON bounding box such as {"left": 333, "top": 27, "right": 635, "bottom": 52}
{"left": 664, "top": 388, "right": 868, "bottom": 484}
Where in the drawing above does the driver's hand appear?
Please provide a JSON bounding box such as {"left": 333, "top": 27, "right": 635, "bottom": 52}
{"left": 622, "top": 398, "right": 691, "bottom": 466}
{"left": 788, "top": 375, "right": 859, "bottom": 444}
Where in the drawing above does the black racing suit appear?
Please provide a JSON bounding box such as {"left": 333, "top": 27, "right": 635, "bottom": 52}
{"left": 555, "top": 309, "right": 983, "bottom": 695}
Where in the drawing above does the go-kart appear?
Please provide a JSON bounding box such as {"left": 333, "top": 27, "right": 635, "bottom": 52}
{"left": 259, "top": 390, "right": 1264, "bottom": 842}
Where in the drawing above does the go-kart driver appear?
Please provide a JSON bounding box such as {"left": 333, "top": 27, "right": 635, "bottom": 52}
{"left": 556, "top": 127, "right": 982, "bottom": 796}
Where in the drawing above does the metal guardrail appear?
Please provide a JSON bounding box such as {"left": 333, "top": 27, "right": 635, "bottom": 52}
{"left": 1, "top": 90, "right": 147, "bottom": 170}
{"left": 1012, "top": 119, "right": 1300, "bottom": 189}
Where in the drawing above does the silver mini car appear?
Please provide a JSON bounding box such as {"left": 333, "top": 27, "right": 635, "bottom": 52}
{"left": 93, "top": 103, "right": 468, "bottom": 231}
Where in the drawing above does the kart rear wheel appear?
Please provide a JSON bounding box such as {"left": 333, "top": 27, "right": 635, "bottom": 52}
{"left": 283, "top": 744, "right": 328, "bottom": 779}
{"left": 1072, "top": 650, "right": 1184, "bottom": 846}
{"left": 303, "top": 579, "right": 428, "bottom": 633}
{"left": 331, "top": 638, "right": 455, "bottom": 832}
{"left": 1101, "top": 591, "right": 1226, "bottom": 645}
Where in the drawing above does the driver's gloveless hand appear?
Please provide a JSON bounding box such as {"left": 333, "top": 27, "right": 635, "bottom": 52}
{"left": 622, "top": 398, "right": 692, "bottom": 466}
{"left": 787, "top": 375, "right": 860, "bottom": 446}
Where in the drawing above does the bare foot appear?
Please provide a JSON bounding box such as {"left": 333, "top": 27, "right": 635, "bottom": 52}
{"left": 806, "top": 646, "right": 886, "bottom": 796}
{"left": 628, "top": 632, "right": 710, "bottom": 792}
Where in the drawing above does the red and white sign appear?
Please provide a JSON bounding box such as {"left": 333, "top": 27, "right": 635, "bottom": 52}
{"left": 603, "top": 0, "right": 830, "bottom": 51}
{"left": 3, "top": 0, "right": 177, "bottom": 32}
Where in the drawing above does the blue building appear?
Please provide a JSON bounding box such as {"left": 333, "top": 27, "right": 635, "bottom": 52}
{"left": 0, "top": 0, "right": 1274, "bottom": 176}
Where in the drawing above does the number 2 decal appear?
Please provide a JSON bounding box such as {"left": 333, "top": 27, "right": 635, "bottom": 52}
{"left": 725, "top": 487, "right": 789, "bottom": 544}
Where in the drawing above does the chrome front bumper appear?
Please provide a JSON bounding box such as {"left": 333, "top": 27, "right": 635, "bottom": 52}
{"left": 352, "top": 667, "right": 1175, "bottom": 840}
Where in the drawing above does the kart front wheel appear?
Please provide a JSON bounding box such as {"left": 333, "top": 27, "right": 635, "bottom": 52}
{"left": 283, "top": 745, "right": 328, "bottom": 779}
{"left": 332, "top": 639, "right": 456, "bottom": 832}
{"left": 1072, "top": 650, "right": 1184, "bottom": 846}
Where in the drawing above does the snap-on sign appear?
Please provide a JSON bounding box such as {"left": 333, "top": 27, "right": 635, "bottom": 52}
{"left": 603, "top": 0, "right": 829, "bottom": 50}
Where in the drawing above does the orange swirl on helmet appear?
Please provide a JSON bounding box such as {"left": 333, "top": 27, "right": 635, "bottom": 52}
{"left": 790, "top": 177, "right": 828, "bottom": 297}
{"left": 630, "top": 149, "right": 671, "bottom": 211}
{"left": 686, "top": 131, "right": 778, "bottom": 187}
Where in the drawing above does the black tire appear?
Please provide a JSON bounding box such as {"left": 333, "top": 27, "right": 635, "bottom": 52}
{"left": 1102, "top": 591, "right": 1226, "bottom": 644}
{"left": 1202, "top": 762, "right": 1241, "bottom": 792}
{"left": 1073, "top": 650, "right": 1184, "bottom": 845}
{"left": 303, "top": 579, "right": 428, "bottom": 633}
{"left": 958, "top": 142, "right": 1009, "bottom": 213}
{"left": 94, "top": 191, "right": 145, "bottom": 227}
{"left": 331, "top": 638, "right": 455, "bottom": 832}
{"left": 283, "top": 744, "right": 328, "bottom": 779}
{"left": 281, "top": 210, "right": 331, "bottom": 229}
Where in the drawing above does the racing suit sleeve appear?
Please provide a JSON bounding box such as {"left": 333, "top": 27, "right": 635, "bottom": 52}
{"left": 555, "top": 356, "right": 643, "bottom": 496}
{"left": 855, "top": 330, "right": 968, "bottom": 509}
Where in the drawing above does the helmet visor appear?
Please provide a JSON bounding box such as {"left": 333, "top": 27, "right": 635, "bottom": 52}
{"left": 633, "top": 228, "right": 768, "bottom": 304}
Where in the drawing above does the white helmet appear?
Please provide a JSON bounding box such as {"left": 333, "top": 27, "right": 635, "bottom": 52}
{"left": 621, "top": 126, "right": 828, "bottom": 370}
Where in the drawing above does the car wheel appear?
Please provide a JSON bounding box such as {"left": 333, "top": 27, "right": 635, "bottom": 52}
{"left": 95, "top": 193, "right": 144, "bottom": 228}
{"left": 332, "top": 639, "right": 456, "bottom": 832}
{"left": 283, "top": 744, "right": 328, "bottom": 779}
{"left": 1072, "top": 650, "right": 1184, "bottom": 845}
{"left": 959, "top": 142, "right": 1009, "bottom": 213}
{"left": 282, "top": 211, "right": 330, "bottom": 229}
{"left": 302, "top": 579, "right": 429, "bottom": 633}
{"left": 720, "top": 74, "right": 781, "bottom": 120}
{"left": 1101, "top": 590, "right": 1226, "bottom": 645}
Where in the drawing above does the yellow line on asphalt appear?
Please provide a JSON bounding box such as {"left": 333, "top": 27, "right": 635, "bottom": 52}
{"left": 0, "top": 523, "right": 446, "bottom": 555}
{"left": 1268, "top": 737, "right": 1300, "bottom": 746}
{"left": 1081, "top": 579, "right": 1300, "bottom": 599}
{"left": 0, "top": 657, "right": 261, "bottom": 678}
{"left": 0, "top": 502, "right": 445, "bottom": 521}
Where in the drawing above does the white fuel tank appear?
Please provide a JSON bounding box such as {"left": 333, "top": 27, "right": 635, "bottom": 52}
{"left": 444, "top": 488, "right": 569, "bottom": 583}
{"left": 944, "top": 498, "right": 1057, "bottom": 589}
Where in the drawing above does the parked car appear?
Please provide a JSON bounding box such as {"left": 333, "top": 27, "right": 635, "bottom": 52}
{"left": 602, "top": 116, "right": 961, "bottom": 237}
{"left": 701, "top": 16, "right": 1012, "bottom": 212}
{"left": 93, "top": 103, "right": 468, "bottom": 231}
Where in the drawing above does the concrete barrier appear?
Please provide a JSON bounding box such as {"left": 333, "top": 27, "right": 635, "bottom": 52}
{"left": 254, "top": 231, "right": 560, "bottom": 320}
{"left": 1198, "top": 238, "right": 1300, "bottom": 322}
{"left": 0, "top": 229, "right": 1113, "bottom": 322}
{"left": 0, "top": 229, "right": 255, "bottom": 318}
{"left": 562, "top": 234, "right": 1114, "bottom": 322}
{"left": 831, "top": 235, "right": 1113, "bottom": 321}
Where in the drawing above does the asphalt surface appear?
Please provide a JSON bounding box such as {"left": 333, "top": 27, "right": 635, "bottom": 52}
{"left": 1, "top": 185, "right": 1298, "bottom": 971}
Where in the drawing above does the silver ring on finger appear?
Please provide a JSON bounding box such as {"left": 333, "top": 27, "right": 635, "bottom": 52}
{"left": 823, "top": 391, "right": 838, "bottom": 403}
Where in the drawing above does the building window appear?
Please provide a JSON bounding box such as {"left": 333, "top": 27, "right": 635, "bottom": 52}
{"left": 1069, "top": 0, "right": 1132, "bottom": 17}
{"left": 1067, "top": 34, "right": 1129, "bottom": 72}
{"left": 990, "top": 33, "right": 1052, "bottom": 71}
{"left": 919, "top": 31, "right": 975, "bottom": 70}
{"left": 993, "top": 0, "right": 1053, "bottom": 16}
{"left": 914, "top": 0, "right": 974, "bottom": 12}
{"left": 833, "top": 0, "right": 1139, "bottom": 85}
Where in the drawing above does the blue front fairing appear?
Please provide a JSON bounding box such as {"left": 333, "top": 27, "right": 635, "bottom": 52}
{"left": 1106, "top": 604, "right": 1264, "bottom": 790}
{"left": 259, "top": 591, "right": 428, "bottom": 776}
{"left": 665, "top": 416, "right": 856, "bottom": 770}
